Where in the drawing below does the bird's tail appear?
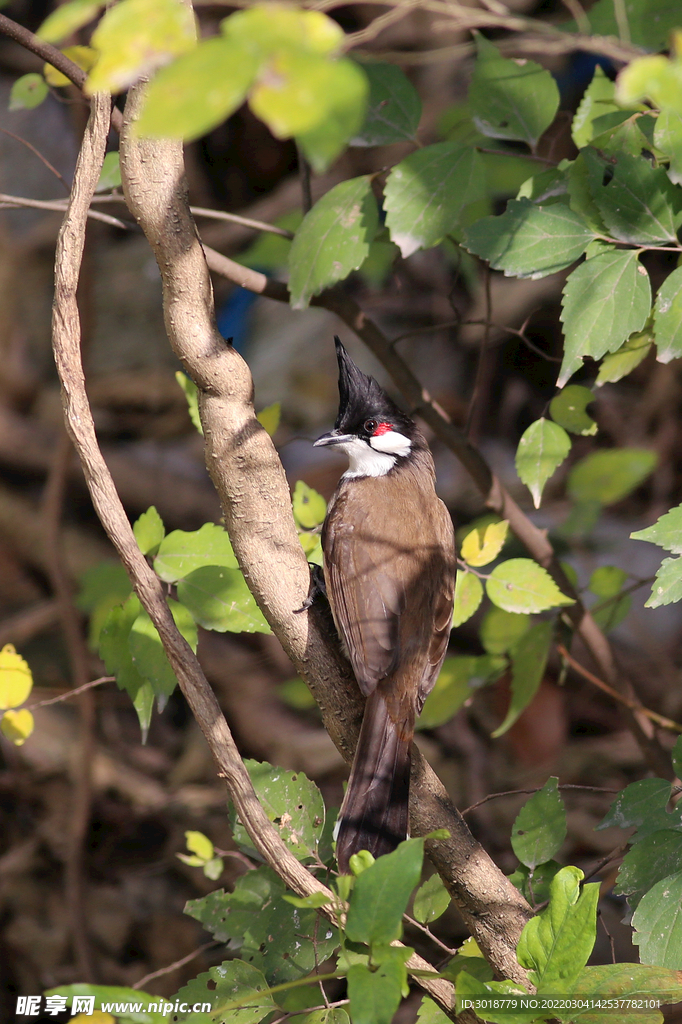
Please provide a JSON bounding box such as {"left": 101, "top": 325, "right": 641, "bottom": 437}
{"left": 335, "top": 689, "right": 413, "bottom": 873}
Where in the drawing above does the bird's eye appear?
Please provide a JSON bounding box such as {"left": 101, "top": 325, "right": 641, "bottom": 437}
{"left": 363, "top": 419, "right": 378, "bottom": 434}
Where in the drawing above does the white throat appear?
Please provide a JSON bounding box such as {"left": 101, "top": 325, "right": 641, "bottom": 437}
{"left": 338, "top": 430, "right": 412, "bottom": 479}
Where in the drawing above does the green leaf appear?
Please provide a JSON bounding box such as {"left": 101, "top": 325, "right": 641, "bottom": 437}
{"left": 185, "top": 866, "right": 338, "bottom": 986}
{"left": 345, "top": 837, "right": 424, "bottom": 944}
{"left": 45, "top": 984, "right": 171, "bottom": 1023}
{"left": 135, "top": 37, "right": 257, "bottom": 141}
{"left": 632, "top": 870, "right": 682, "bottom": 968}
{"left": 589, "top": 566, "right": 628, "bottom": 598}
{"left": 486, "top": 559, "right": 573, "bottom": 614}
{"left": 288, "top": 176, "right": 378, "bottom": 309}
{"left": 77, "top": 561, "right": 132, "bottom": 648}
{"left": 509, "top": 860, "right": 562, "bottom": 906}
{"left": 632, "top": 503, "right": 682, "bottom": 553}
{"left": 566, "top": 151, "right": 608, "bottom": 235}
{"left": 493, "top": 621, "right": 553, "bottom": 738}
{"left": 515, "top": 418, "right": 571, "bottom": 509}
{"left": 655, "top": 108, "right": 682, "bottom": 186}
{"left": 511, "top": 777, "right": 567, "bottom": 870}
{"left": 644, "top": 555, "right": 682, "bottom": 608}
{"left": 452, "top": 571, "right": 483, "bottom": 627}
{"left": 175, "top": 370, "right": 202, "bottom": 434}
{"left": 571, "top": 66, "right": 620, "bottom": 149}
{"left": 466, "top": 199, "right": 594, "bottom": 280}
{"left": 591, "top": 152, "right": 682, "bottom": 245}
{"left": 616, "top": 830, "right": 682, "bottom": 911}
{"left": 94, "top": 151, "right": 122, "bottom": 194}
{"left": 567, "top": 448, "right": 657, "bottom": 505}
{"left": 417, "top": 655, "right": 505, "bottom": 729}
{"left": 480, "top": 607, "right": 530, "bottom": 656}
{"left": 549, "top": 385, "right": 597, "bottom": 436}
{"left": 412, "top": 873, "right": 451, "bottom": 925}
{"left": 618, "top": 52, "right": 682, "bottom": 114}
{"left": 347, "top": 961, "right": 404, "bottom": 1024}
{"left": 281, "top": 890, "right": 332, "bottom": 909}
{"left": 9, "top": 73, "right": 48, "bottom": 111}
{"left": 294, "top": 59, "right": 369, "bottom": 172}
{"left": 416, "top": 997, "right": 451, "bottom": 1024}
{"left": 174, "top": 959, "right": 275, "bottom": 1023}
{"left": 566, "top": 0, "right": 682, "bottom": 51}
{"left": 517, "top": 866, "right": 599, "bottom": 992}
{"left": 455, "top": 973, "right": 533, "bottom": 1024}
{"left": 292, "top": 480, "right": 326, "bottom": 529}
{"left": 595, "top": 329, "right": 652, "bottom": 386}
{"left": 133, "top": 506, "right": 165, "bottom": 556}
{"left": 177, "top": 565, "right": 270, "bottom": 633}
{"left": 154, "top": 523, "right": 238, "bottom": 582}
{"left": 558, "top": 250, "right": 651, "bottom": 387}
{"left": 516, "top": 166, "right": 567, "bottom": 204}
{"left": 257, "top": 401, "right": 280, "bottom": 436}
{"left": 654, "top": 265, "right": 682, "bottom": 363}
{"left": 86, "top": 0, "right": 196, "bottom": 95}
{"left": 129, "top": 598, "right": 197, "bottom": 699}
{"left": 37, "top": 0, "right": 103, "bottom": 43}
{"left": 468, "top": 35, "right": 559, "bottom": 150}
{"left": 299, "top": 1012, "right": 350, "bottom": 1024}
{"left": 569, "top": 963, "right": 682, "bottom": 1023}
{"left": 597, "top": 778, "right": 679, "bottom": 841}
{"left": 99, "top": 595, "right": 155, "bottom": 738}
{"left": 384, "top": 142, "right": 485, "bottom": 258}
{"left": 352, "top": 61, "right": 421, "bottom": 146}
{"left": 231, "top": 761, "right": 325, "bottom": 862}
{"left": 589, "top": 566, "right": 631, "bottom": 631}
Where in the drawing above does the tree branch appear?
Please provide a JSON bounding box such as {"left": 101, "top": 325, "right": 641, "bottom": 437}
{"left": 51, "top": 89, "right": 458, "bottom": 1016}
{"left": 119, "top": 81, "right": 533, "bottom": 987}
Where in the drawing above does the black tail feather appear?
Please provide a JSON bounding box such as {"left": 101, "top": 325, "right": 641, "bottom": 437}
{"left": 335, "top": 690, "right": 412, "bottom": 873}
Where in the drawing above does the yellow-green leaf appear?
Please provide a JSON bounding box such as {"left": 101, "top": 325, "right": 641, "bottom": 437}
{"left": 460, "top": 519, "right": 509, "bottom": 567}
{"left": 135, "top": 37, "right": 257, "bottom": 141}
{"left": 292, "top": 480, "right": 326, "bottom": 529}
{"left": 516, "top": 418, "right": 571, "bottom": 509}
{"left": 549, "top": 385, "right": 597, "bottom": 437}
{"left": 184, "top": 829, "right": 214, "bottom": 862}
{"left": 0, "top": 644, "right": 33, "bottom": 709}
{"left": 257, "top": 402, "right": 281, "bottom": 436}
{"left": 222, "top": 5, "right": 343, "bottom": 59}
{"left": 86, "top": 0, "right": 196, "bottom": 95}
{"left": 596, "top": 330, "right": 652, "bottom": 386}
{"left": 9, "top": 73, "right": 48, "bottom": 110}
{"left": 1, "top": 708, "right": 34, "bottom": 745}
{"left": 37, "top": 0, "right": 103, "bottom": 44}
{"left": 486, "top": 559, "right": 573, "bottom": 614}
{"left": 452, "top": 571, "right": 483, "bottom": 627}
{"left": 44, "top": 45, "right": 97, "bottom": 87}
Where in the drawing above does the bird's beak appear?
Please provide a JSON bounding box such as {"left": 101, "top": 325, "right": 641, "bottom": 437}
{"left": 313, "top": 430, "right": 353, "bottom": 447}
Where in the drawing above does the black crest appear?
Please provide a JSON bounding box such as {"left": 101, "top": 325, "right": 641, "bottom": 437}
{"left": 334, "top": 337, "right": 414, "bottom": 436}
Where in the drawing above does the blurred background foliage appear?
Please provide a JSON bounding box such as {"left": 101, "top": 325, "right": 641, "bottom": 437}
{"left": 1, "top": 0, "right": 682, "bottom": 1020}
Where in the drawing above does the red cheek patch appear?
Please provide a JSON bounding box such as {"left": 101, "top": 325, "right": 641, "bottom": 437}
{"left": 373, "top": 422, "right": 392, "bottom": 436}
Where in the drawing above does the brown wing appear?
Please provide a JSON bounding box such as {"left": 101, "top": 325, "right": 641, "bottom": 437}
{"left": 323, "top": 495, "right": 403, "bottom": 695}
{"left": 416, "top": 497, "right": 456, "bottom": 711}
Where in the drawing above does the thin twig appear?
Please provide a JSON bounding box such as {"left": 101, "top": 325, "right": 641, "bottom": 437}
{"left": 27, "top": 676, "right": 114, "bottom": 710}
{"left": 557, "top": 644, "right": 682, "bottom": 734}
{"left": 404, "top": 913, "right": 458, "bottom": 957}
{"left": 133, "top": 941, "right": 219, "bottom": 989}
{"left": 0, "top": 13, "right": 123, "bottom": 133}
{"left": 462, "top": 784, "right": 620, "bottom": 816}
{"left": 189, "top": 204, "right": 294, "bottom": 237}
{"left": 0, "top": 193, "right": 128, "bottom": 229}
{"left": 0, "top": 127, "right": 70, "bottom": 191}
{"left": 582, "top": 843, "right": 629, "bottom": 885}
{"left": 465, "top": 264, "right": 492, "bottom": 441}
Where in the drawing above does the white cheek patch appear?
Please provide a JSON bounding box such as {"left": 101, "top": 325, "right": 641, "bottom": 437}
{"left": 369, "top": 429, "right": 412, "bottom": 457}
{"left": 336, "top": 437, "right": 397, "bottom": 478}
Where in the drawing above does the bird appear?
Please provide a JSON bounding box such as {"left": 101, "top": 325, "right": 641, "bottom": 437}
{"left": 313, "top": 337, "right": 456, "bottom": 872}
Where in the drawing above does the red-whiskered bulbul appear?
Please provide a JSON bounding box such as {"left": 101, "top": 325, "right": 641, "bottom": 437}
{"left": 314, "top": 337, "right": 456, "bottom": 872}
